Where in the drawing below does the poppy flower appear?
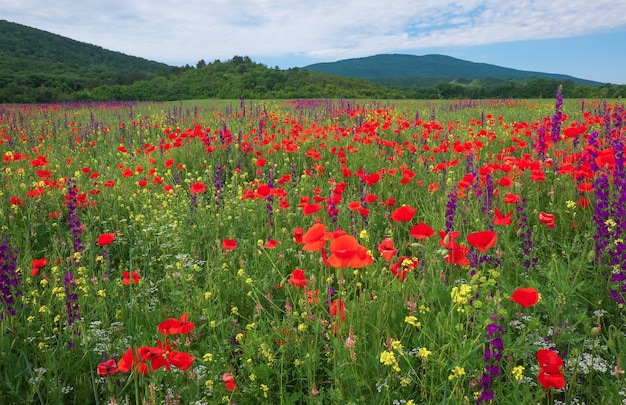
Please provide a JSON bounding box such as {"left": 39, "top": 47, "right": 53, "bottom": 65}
{"left": 293, "top": 227, "right": 304, "bottom": 244}
{"left": 288, "top": 269, "right": 307, "bottom": 288}
{"left": 122, "top": 271, "right": 140, "bottom": 285}
{"left": 389, "top": 256, "right": 419, "bottom": 281}
{"left": 97, "top": 233, "right": 116, "bottom": 246}
{"left": 302, "top": 223, "right": 330, "bottom": 251}
{"left": 510, "top": 287, "right": 540, "bottom": 308}
{"left": 538, "top": 212, "right": 556, "bottom": 229}
{"left": 503, "top": 193, "right": 520, "bottom": 204}
{"left": 467, "top": 230, "right": 497, "bottom": 252}
{"left": 96, "top": 359, "right": 119, "bottom": 376}
{"left": 538, "top": 369, "right": 566, "bottom": 390}
{"left": 117, "top": 348, "right": 149, "bottom": 375}
{"left": 302, "top": 203, "right": 322, "bottom": 216}
{"left": 222, "top": 372, "right": 237, "bottom": 392}
{"left": 31, "top": 258, "right": 48, "bottom": 276}
{"left": 390, "top": 205, "right": 416, "bottom": 222}
{"left": 444, "top": 243, "right": 470, "bottom": 267}
{"left": 166, "top": 349, "right": 196, "bottom": 371}
{"left": 158, "top": 313, "right": 195, "bottom": 335}
{"left": 327, "top": 235, "right": 373, "bottom": 268}
{"left": 378, "top": 238, "right": 397, "bottom": 261}
{"left": 438, "top": 231, "right": 460, "bottom": 248}
{"left": 537, "top": 349, "right": 563, "bottom": 374}
{"left": 330, "top": 299, "right": 347, "bottom": 323}
{"left": 263, "top": 239, "right": 281, "bottom": 249}
{"left": 409, "top": 222, "right": 434, "bottom": 239}
{"left": 9, "top": 196, "right": 23, "bottom": 207}
{"left": 190, "top": 182, "right": 206, "bottom": 194}
{"left": 222, "top": 239, "right": 237, "bottom": 251}
{"left": 493, "top": 208, "right": 513, "bottom": 226}
{"left": 536, "top": 349, "right": 565, "bottom": 389}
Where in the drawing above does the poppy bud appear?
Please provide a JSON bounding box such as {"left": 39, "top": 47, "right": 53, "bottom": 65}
{"left": 591, "top": 326, "right": 601, "bottom": 337}
{"left": 608, "top": 338, "right": 616, "bottom": 351}
{"left": 587, "top": 250, "right": 596, "bottom": 263}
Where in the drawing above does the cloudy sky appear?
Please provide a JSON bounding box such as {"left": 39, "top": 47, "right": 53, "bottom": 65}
{"left": 3, "top": 0, "right": 626, "bottom": 84}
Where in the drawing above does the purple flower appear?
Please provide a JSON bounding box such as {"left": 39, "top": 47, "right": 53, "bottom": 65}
{"left": 0, "top": 236, "right": 21, "bottom": 319}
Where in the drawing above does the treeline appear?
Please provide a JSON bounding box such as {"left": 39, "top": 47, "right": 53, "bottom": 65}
{"left": 401, "top": 78, "right": 625, "bottom": 100}
{"left": 1, "top": 55, "right": 625, "bottom": 103}
{"left": 77, "top": 56, "right": 401, "bottom": 101}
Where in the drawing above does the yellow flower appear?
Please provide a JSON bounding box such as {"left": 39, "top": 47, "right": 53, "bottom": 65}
{"left": 417, "top": 347, "right": 432, "bottom": 360}
{"left": 404, "top": 315, "right": 421, "bottom": 328}
{"left": 512, "top": 365, "right": 524, "bottom": 381}
{"left": 379, "top": 350, "right": 400, "bottom": 372}
{"left": 448, "top": 366, "right": 465, "bottom": 380}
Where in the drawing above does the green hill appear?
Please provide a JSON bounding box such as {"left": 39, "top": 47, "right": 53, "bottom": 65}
{"left": 304, "top": 54, "right": 602, "bottom": 87}
{"left": 1, "top": 20, "right": 623, "bottom": 102}
{"left": 0, "top": 19, "right": 176, "bottom": 102}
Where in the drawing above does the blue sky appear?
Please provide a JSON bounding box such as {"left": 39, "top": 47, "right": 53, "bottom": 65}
{"left": 3, "top": 0, "right": 626, "bottom": 84}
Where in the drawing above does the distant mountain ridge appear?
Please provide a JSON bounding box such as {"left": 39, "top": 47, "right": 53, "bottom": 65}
{"left": 304, "top": 54, "right": 602, "bottom": 86}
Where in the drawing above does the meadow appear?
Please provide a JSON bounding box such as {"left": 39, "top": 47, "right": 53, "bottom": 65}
{"left": 0, "top": 95, "right": 625, "bottom": 405}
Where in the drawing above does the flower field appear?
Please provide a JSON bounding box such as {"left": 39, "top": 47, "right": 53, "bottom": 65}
{"left": 1, "top": 95, "right": 626, "bottom": 404}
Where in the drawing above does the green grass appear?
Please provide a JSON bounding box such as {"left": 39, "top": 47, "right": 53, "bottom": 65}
{"left": 0, "top": 98, "right": 625, "bottom": 404}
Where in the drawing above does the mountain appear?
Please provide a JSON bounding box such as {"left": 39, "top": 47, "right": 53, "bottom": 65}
{"left": 0, "top": 19, "right": 176, "bottom": 102}
{"left": 304, "top": 54, "right": 602, "bottom": 87}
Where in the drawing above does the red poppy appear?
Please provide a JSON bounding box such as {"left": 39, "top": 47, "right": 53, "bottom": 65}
{"left": 503, "top": 193, "right": 520, "bottom": 204}
{"left": 536, "top": 349, "right": 565, "bottom": 389}
{"left": 222, "top": 372, "right": 237, "bottom": 392}
{"left": 222, "top": 239, "right": 237, "bottom": 251}
{"left": 31, "top": 258, "right": 48, "bottom": 269}
{"left": 97, "top": 233, "right": 116, "bottom": 246}
{"left": 330, "top": 299, "right": 347, "bottom": 323}
{"left": 347, "top": 201, "right": 363, "bottom": 211}
{"left": 9, "top": 196, "right": 23, "bottom": 207}
{"left": 166, "top": 349, "right": 196, "bottom": 371}
{"left": 190, "top": 182, "right": 206, "bottom": 194}
{"left": 293, "top": 227, "right": 304, "bottom": 244}
{"left": 327, "top": 235, "right": 373, "bottom": 268}
{"left": 409, "top": 222, "right": 434, "bottom": 239}
{"left": 390, "top": 205, "right": 416, "bottom": 222}
{"left": 510, "top": 287, "right": 540, "bottom": 308}
{"left": 467, "top": 230, "right": 497, "bottom": 252}
{"left": 289, "top": 269, "right": 307, "bottom": 288}
{"left": 377, "top": 238, "right": 397, "bottom": 261}
{"left": 122, "top": 271, "right": 140, "bottom": 285}
{"left": 263, "top": 239, "right": 281, "bottom": 249}
{"left": 97, "top": 359, "right": 119, "bottom": 376}
{"left": 117, "top": 348, "right": 149, "bottom": 375}
{"left": 493, "top": 208, "right": 513, "bottom": 226}
{"left": 538, "top": 212, "right": 555, "bottom": 229}
{"left": 389, "top": 256, "right": 419, "bottom": 281}
{"left": 497, "top": 176, "right": 513, "bottom": 187}
{"left": 31, "top": 258, "right": 48, "bottom": 276}
{"left": 158, "top": 313, "right": 195, "bottom": 335}
{"left": 103, "top": 180, "right": 115, "bottom": 188}
{"left": 438, "top": 231, "right": 460, "bottom": 248}
{"left": 537, "top": 349, "right": 563, "bottom": 374}
{"left": 302, "top": 203, "right": 322, "bottom": 216}
{"left": 302, "top": 223, "right": 330, "bottom": 251}
{"left": 538, "top": 369, "right": 566, "bottom": 390}
{"left": 445, "top": 243, "right": 470, "bottom": 267}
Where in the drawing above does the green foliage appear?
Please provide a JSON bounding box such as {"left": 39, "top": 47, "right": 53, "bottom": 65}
{"left": 1, "top": 98, "right": 626, "bottom": 404}
{"left": 1, "top": 20, "right": 626, "bottom": 103}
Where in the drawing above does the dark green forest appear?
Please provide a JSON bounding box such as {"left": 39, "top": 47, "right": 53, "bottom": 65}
{"left": 1, "top": 20, "right": 625, "bottom": 103}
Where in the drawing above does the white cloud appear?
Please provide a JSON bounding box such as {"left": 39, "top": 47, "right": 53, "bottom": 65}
{"left": 2, "top": 0, "right": 626, "bottom": 67}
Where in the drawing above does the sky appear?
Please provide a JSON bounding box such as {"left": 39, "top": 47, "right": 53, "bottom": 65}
{"left": 3, "top": 0, "right": 626, "bottom": 84}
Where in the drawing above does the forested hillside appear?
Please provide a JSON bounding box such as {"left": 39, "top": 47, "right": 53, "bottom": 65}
{"left": 1, "top": 20, "right": 625, "bottom": 103}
